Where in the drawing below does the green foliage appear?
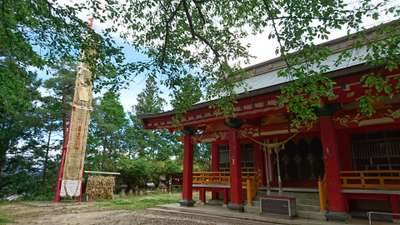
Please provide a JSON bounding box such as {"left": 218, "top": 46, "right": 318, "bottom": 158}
{"left": 0, "top": 61, "right": 70, "bottom": 199}
{"left": 86, "top": 0, "right": 400, "bottom": 125}
{"left": 359, "top": 74, "right": 399, "bottom": 117}
{"left": 363, "top": 24, "right": 400, "bottom": 71}
{"left": 3, "top": 0, "right": 400, "bottom": 128}
{"left": 88, "top": 91, "right": 128, "bottom": 167}
{"left": 194, "top": 143, "right": 211, "bottom": 171}
{"left": 0, "top": 60, "right": 41, "bottom": 187}
{"left": 0, "top": 0, "right": 129, "bottom": 198}
{"left": 2, "top": 0, "right": 400, "bottom": 128}
{"left": 43, "top": 66, "right": 75, "bottom": 138}
{"left": 361, "top": 75, "right": 393, "bottom": 96}
{"left": 128, "top": 76, "right": 182, "bottom": 159}
{"left": 170, "top": 75, "right": 202, "bottom": 124}
{"left": 86, "top": 77, "right": 184, "bottom": 192}
{"left": 116, "top": 157, "right": 181, "bottom": 190}
{"left": 359, "top": 95, "right": 379, "bottom": 117}
{"left": 117, "top": 157, "right": 151, "bottom": 189}
{"left": 0, "top": 150, "right": 58, "bottom": 200}
{"left": 392, "top": 110, "right": 400, "bottom": 118}
{"left": 1, "top": 0, "right": 132, "bottom": 90}
{"left": 0, "top": 212, "right": 12, "bottom": 224}
{"left": 134, "top": 76, "right": 165, "bottom": 115}
{"left": 207, "top": 65, "right": 248, "bottom": 117}
{"left": 276, "top": 47, "right": 336, "bottom": 127}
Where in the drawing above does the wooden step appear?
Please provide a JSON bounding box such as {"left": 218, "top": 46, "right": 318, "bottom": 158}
{"left": 244, "top": 205, "right": 261, "bottom": 214}
{"left": 296, "top": 210, "right": 326, "bottom": 220}
{"left": 296, "top": 203, "right": 320, "bottom": 212}
{"left": 295, "top": 198, "right": 320, "bottom": 206}
{"left": 257, "top": 191, "right": 318, "bottom": 198}
{"left": 252, "top": 195, "right": 324, "bottom": 221}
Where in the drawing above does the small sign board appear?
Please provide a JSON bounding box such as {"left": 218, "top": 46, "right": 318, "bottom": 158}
{"left": 260, "top": 195, "right": 296, "bottom": 218}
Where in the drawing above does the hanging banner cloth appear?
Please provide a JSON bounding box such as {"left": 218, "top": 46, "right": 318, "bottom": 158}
{"left": 60, "top": 62, "right": 93, "bottom": 198}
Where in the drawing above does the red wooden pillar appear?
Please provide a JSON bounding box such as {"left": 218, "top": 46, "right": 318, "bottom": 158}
{"left": 179, "top": 133, "right": 195, "bottom": 207}
{"left": 199, "top": 188, "right": 206, "bottom": 203}
{"left": 227, "top": 130, "right": 244, "bottom": 211}
{"left": 391, "top": 195, "right": 399, "bottom": 221}
{"left": 337, "top": 131, "right": 352, "bottom": 170}
{"left": 319, "top": 115, "right": 349, "bottom": 221}
{"left": 223, "top": 189, "right": 229, "bottom": 205}
{"left": 211, "top": 142, "right": 219, "bottom": 200}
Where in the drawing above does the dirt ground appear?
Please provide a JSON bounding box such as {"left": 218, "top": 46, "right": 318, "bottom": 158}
{"left": 0, "top": 202, "right": 278, "bottom": 225}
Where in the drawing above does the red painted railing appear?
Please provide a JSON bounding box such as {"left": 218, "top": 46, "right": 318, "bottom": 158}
{"left": 340, "top": 170, "right": 400, "bottom": 190}
{"left": 192, "top": 170, "right": 263, "bottom": 206}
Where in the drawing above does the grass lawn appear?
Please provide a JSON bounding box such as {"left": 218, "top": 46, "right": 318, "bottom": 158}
{"left": 0, "top": 201, "right": 12, "bottom": 224}
{"left": 0, "top": 213, "right": 12, "bottom": 225}
{"left": 95, "top": 192, "right": 181, "bottom": 210}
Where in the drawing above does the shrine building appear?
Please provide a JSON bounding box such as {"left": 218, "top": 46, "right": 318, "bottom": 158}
{"left": 139, "top": 22, "right": 400, "bottom": 222}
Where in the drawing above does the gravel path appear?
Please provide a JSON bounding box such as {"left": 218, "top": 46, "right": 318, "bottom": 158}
{"left": 0, "top": 202, "right": 278, "bottom": 225}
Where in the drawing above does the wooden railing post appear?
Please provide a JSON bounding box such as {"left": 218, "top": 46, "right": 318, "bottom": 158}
{"left": 360, "top": 171, "right": 365, "bottom": 187}
{"left": 192, "top": 170, "right": 262, "bottom": 208}
{"left": 246, "top": 179, "right": 252, "bottom": 206}
{"left": 318, "top": 177, "right": 327, "bottom": 212}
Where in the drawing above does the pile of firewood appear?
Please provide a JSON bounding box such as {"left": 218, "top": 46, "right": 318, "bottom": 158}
{"left": 86, "top": 175, "right": 115, "bottom": 201}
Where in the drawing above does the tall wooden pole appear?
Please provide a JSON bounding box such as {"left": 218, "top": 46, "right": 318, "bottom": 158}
{"left": 54, "top": 20, "right": 94, "bottom": 202}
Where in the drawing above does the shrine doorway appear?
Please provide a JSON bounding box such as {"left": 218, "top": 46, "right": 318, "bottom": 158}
{"left": 278, "top": 137, "right": 324, "bottom": 187}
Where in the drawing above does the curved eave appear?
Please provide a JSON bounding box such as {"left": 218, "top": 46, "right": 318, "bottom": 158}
{"left": 138, "top": 63, "right": 378, "bottom": 123}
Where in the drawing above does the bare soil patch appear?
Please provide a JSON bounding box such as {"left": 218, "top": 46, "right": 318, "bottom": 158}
{"left": 0, "top": 202, "right": 273, "bottom": 225}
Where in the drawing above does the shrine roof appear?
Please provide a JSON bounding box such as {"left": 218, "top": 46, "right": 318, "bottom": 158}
{"left": 139, "top": 20, "right": 399, "bottom": 121}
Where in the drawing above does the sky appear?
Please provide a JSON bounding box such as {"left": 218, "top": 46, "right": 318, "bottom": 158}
{"left": 41, "top": 0, "right": 398, "bottom": 113}
{"left": 116, "top": 32, "right": 281, "bottom": 112}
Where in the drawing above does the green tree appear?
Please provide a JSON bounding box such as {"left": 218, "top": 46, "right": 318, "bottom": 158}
{"left": 128, "top": 76, "right": 182, "bottom": 160}
{"left": 43, "top": 67, "right": 75, "bottom": 140}
{"left": 1, "top": 0, "right": 133, "bottom": 93}
{"left": 37, "top": 96, "right": 61, "bottom": 185}
{"left": 1, "top": 1, "right": 127, "bottom": 196}
{"left": 38, "top": 67, "right": 75, "bottom": 187}
{"left": 134, "top": 76, "right": 166, "bottom": 115}
{"left": 88, "top": 91, "right": 128, "bottom": 171}
{"left": 0, "top": 60, "right": 41, "bottom": 177}
{"left": 194, "top": 143, "right": 211, "bottom": 171}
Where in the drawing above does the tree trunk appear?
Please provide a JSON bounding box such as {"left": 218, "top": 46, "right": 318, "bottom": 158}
{"left": 42, "top": 128, "right": 52, "bottom": 185}
{"left": 0, "top": 154, "right": 5, "bottom": 178}
{"left": 0, "top": 144, "right": 7, "bottom": 180}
